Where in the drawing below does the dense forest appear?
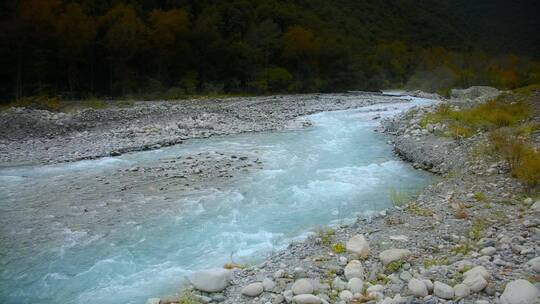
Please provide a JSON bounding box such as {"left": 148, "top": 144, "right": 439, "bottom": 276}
{"left": 0, "top": 0, "right": 539, "bottom": 102}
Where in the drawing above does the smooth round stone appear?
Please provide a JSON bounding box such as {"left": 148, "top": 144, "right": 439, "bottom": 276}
{"left": 339, "top": 290, "right": 353, "bottom": 302}
{"left": 454, "top": 283, "right": 471, "bottom": 299}
{"left": 345, "top": 234, "right": 370, "bottom": 257}
{"left": 242, "top": 282, "right": 264, "bottom": 297}
{"left": 463, "top": 274, "right": 488, "bottom": 292}
{"left": 263, "top": 278, "right": 276, "bottom": 291}
{"left": 344, "top": 260, "right": 364, "bottom": 280}
{"left": 292, "top": 294, "right": 322, "bottom": 304}
{"left": 434, "top": 281, "right": 454, "bottom": 299}
{"left": 500, "top": 279, "right": 539, "bottom": 304}
{"left": 408, "top": 278, "right": 428, "bottom": 297}
{"left": 379, "top": 249, "right": 411, "bottom": 265}
{"left": 347, "top": 278, "right": 363, "bottom": 294}
{"left": 333, "top": 277, "right": 347, "bottom": 290}
{"left": 189, "top": 268, "right": 231, "bottom": 292}
{"left": 292, "top": 279, "right": 314, "bottom": 295}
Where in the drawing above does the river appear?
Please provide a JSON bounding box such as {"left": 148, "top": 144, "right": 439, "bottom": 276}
{"left": 0, "top": 95, "right": 433, "bottom": 304}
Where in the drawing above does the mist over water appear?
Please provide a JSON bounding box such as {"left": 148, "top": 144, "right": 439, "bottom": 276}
{"left": 0, "top": 97, "right": 433, "bottom": 304}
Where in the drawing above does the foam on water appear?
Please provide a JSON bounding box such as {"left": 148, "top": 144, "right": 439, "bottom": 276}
{"left": 0, "top": 97, "right": 433, "bottom": 304}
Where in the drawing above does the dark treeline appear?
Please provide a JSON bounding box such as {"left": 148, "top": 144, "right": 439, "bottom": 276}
{"left": 0, "top": 0, "right": 539, "bottom": 102}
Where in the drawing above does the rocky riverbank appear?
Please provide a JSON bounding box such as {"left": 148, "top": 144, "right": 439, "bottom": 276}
{"left": 0, "top": 92, "right": 405, "bottom": 166}
{"left": 153, "top": 88, "right": 540, "bottom": 304}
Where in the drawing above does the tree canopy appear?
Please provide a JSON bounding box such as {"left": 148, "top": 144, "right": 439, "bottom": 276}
{"left": 0, "top": 0, "right": 538, "bottom": 101}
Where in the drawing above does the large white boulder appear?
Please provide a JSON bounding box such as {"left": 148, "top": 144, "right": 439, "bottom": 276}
{"left": 189, "top": 268, "right": 231, "bottom": 292}
{"left": 500, "top": 279, "right": 539, "bottom": 304}
{"left": 344, "top": 260, "right": 365, "bottom": 280}
{"left": 345, "top": 234, "right": 370, "bottom": 257}
{"left": 379, "top": 249, "right": 411, "bottom": 265}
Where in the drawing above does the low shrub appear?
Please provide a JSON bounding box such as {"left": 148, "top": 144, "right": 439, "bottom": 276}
{"left": 331, "top": 242, "right": 346, "bottom": 254}
{"left": 512, "top": 150, "right": 540, "bottom": 188}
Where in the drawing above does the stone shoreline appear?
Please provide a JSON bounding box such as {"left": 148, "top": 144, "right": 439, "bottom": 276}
{"left": 157, "top": 90, "right": 539, "bottom": 304}
{"left": 0, "top": 92, "right": 406, "bottom": 166}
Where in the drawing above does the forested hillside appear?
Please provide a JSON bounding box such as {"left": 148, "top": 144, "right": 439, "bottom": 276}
{"left": 0, "top": 0, "right": 539, "bottom": 102}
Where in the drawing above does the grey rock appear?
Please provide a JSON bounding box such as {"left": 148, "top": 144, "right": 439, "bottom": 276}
{"left": 333, "top": 277, "right": 347, "bottom": 290}
{"left": 453, "top": 284, "right": 470, "bottom": 299}
{"left": 463, "top": 273, "right": 488, "bottom": 292}
{"left": 263, "top": 278, "right": 277, "bottom": 291}
{"left": 190, "top": 268, "right": 231, "bottom": 292}
{"left": 242, "top": 282, "right": 264, "bottom": 297}
{"left": 408, "top": 278, "right": 428, "bottom": 297}
{"left": 379, "top": 249, "right": 411, "bottom": 265}
{"left": 345, "top": 234, "right": 370, "bottom": 257}
{"left": 292, "top": 294, "right": 322, "bottom": 304}
{"left": 527, "top": 256, "right": 540, "bottom": 273}
{"left": 292, "top": 279, "right": 314, "bottom": 295}
{"left": 500, "top": 279, "right": 539, "bottom": 304}
{"left": 434, "top": 281, "right": 454, "bottom": 299}
{"left": 339, "top": 290, "right": 353, "bottom": 302}
{"left": 344, "top": 260, "right": 365, "bottom": 280}
{"left": 272, "top": 294, "right": 285, "bottom": 304}
{"left": 347, "top": 278, "right": 363, "bottom": 294}
{"left": 479, "top": 247, "right": 496, "bottom": 256}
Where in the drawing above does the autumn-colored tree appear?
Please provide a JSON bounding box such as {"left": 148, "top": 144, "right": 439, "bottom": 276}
{"left": 282, "top": 26, "right": 320, "bottom": 62}
{"left": 56, "top": 3, "right": 96, "bottom": 94}
{"left": 148, "top": 9, "right": 191, "bottom": 84}
{"left": 282, "top": 26, "right": 320, "bottom": 90}
{"left": 100, "top": 4, "right": 148, "bottom": 94}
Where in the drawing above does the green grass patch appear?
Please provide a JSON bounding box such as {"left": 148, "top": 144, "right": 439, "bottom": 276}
{"left": 317, "top": 228, "right": 335, "bottom": 246}
{"left": 473, "top": 192, "right": 487, "bottom": 202}
{"left": 331, "top": 242, "right": 346, "bottom": 254}
{"left": 389, "top": 188, "right": 410, "bottom": 207}
{"left": 384, "top": 260, "right": 405, "bottom": 273}
{"left": 423, "top": 257, "right": 449, "bottom": 268}
{"left": 406, "top": 203, "right": 434, "bottom": 217}
{"left": 468, "top": 218, "right": 488, "bottom": 241}
{"left": 421, "top": 99, "right": 531, "bottom": 137}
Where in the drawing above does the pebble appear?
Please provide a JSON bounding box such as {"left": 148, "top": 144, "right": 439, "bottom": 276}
{"left": 379, "top": 249, "right": 412, "bottom": 265}
{"left": 263, "top": 278, "right": 276, "bottom": 291}
{"left": 347, "top": 278, "right": 363, "bottom": 294}
{"left": 479, "top": 247, "right": 496, "bottom": 256}
{"left": 333, "top": 277, "right": 347, "bottom": 290}
{"left": 344, "top": 260, "right": 364, "bottom": 280}
{"left": 339, "top": 290, "right": 353, "bottom": 302}
{"left": 345, "top": 234, "right": 370, "bottom": 257}
{"left": 527, "top": 256, "right": 540, "bottom": 272}
{"left": 463, "top": 274, "right": 488, "bottom": 292}
{"left": 241, "top": 282, "right": 264, "bottom": 297}
{"left": 434, "top": 281, "right": 454, "bottom": 299}
{"left": 454, "top": 283, "right": 471, "bottom": 299}
{"left": 292, "top": 279, "right": 314, "bottom": 295}
{"left": 408, "top": 278, "right": 428, "bottom": 297}
{"left": 292, "top": 294, "right": 321, "bottom": 304}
